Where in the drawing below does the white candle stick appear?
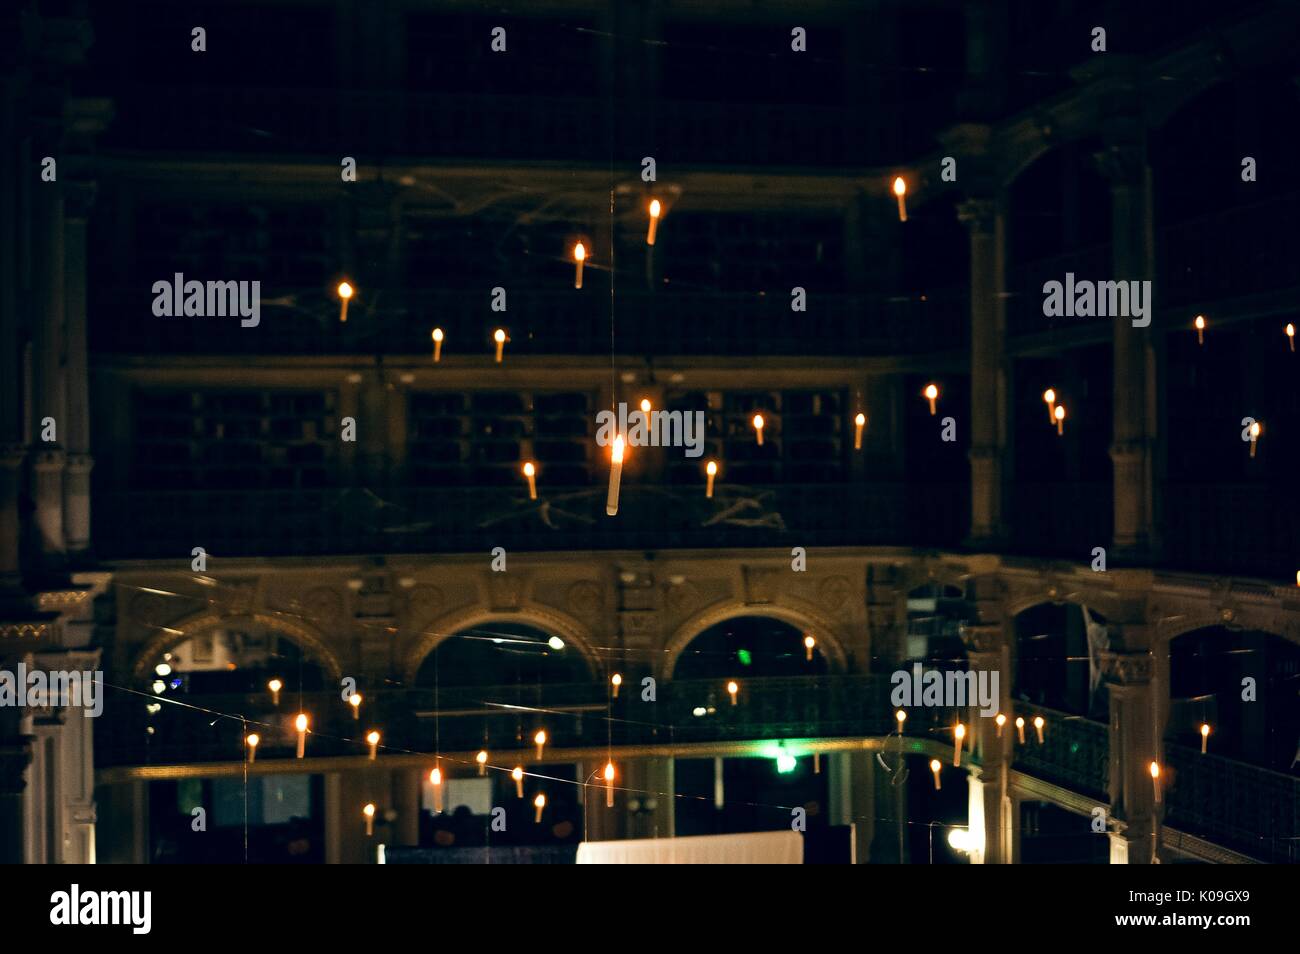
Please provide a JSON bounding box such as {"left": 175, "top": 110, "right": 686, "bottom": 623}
{"left": 366, "top": 730, "right": 380, "bottom": 761}
{"left": 853, "top": 412, "right": 866, "bottom": 450}
{"left": 534, "top": 792, "right": 546, "bottom": 823}
{"left": 804, "top": 634, "right": 816, "bottom": 662}
{"left": 523, "top": 461, "right": 537, "bottom": 500}
{"left": 611, "top": 673, "right": 622, "bottom": 699}
{"left": 246, "top": 733, "right": 259, "bottom": 763}
{"left": 268, "top": 679, "right": 282, "bottom": 707}
{"left": 1054, "top": 404, "right": 1066, "bottom": 436}
{"left": 1288, "top": 323, "right": 1296, "bottom": 352}
{"left": 604, "top": 761, "right": 616, "bottom": 808}
{"left": 337, "top": 281, "right": 353, "bottom": 323}
{"left": 924, "top": 384, "right": 938, "bottom": 416}
{"left": 953, "top": 723, "right": 965, "bottom": 767}
{"left": 1150, "top": 761, "right": 1162, "bottom": 804}
{"left": 1249, "top": 421, "right": 1260, "bottom": 458}
{"left": 1034, "top": 715, "right": 1045, "bottom": 744}
{"left": 349, "top": 693, "right": 361, "bottom": 720}
{"left": 295, "top": 713, "right": 308, "bottom": 759}
{"left": 512, "top": 766, "right": 524, "bottom": 799}
{"left": 1200, "top": 723, "right": 1210, "bottom": 754}
{"left": 534, "top": 729, "right": 547, "bottom": 762}
{"left": 995, "top": 713, "right": 1006, "bottom": 738}
{"left": 606, "top": 436, "right": 624, "bottom": 516}
{"left": 727, "top": 680, "right": 739, "bottom": 706}
{"left": 1043, "top": 389, "right": 1056, "bottom": 424}
{"left": 432, "top": 328, "right": 443, "bottom": 363}
{"left": 493, "top": 328, "right": 506, "bottom": 363}
{"left": 893, "top": 177, "right": 907, "bottom": 222}
{"left": 930, "top": 759, "right": 941, "bottom": 790}
{"left": 647, "top": 200, "right": 661, "bottom": 246}
{"left": 752, "top": 413, "right": 764, "bottom": 446}
{"left": 574, "top": 243, "right": 585, "bottom": 289}
{"left": 705, "top": 460, "right": 717, "bottom": 498}
{"left": 1194, "top": 315, "right": 1205, "bottom": 345}
{"left": 363, "top": 803, "right": 375, "bottom": 836}
{"left": 430, "top": 766, "right": 443, "bottom": 815}
{"left": 477, "top": 750, "right": 488, "bottom": 776}
{"left": 1015, "top": 716, "right": 1025, "bottom": 745}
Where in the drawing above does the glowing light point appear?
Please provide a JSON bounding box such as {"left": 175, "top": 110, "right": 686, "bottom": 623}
{"left": 924, "top": 384, "right": 939, "bottom": 415}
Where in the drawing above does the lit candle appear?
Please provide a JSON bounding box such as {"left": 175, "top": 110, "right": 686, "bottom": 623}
{"left": 604, "top": 761, "right": 616, "bottom": 808}
{"left": 574, "top": 242, "right": 586, "bottom": 289}
{"left": 268, "top": 678, "right": 282, "bottom": 706}
{"left": 295, "top": 713, "right": 308, "bottom": 759}
{"left": 513, "top": 766, "right": 525, "bottom": 798}
{"left": 752, "top": 413, "right": 764, "bottom": 446}
{"left": 995, "top": 713, "right": 1006, "bottom": 738}
{"left": 349, "top": 692, "right": 362, "bottom": 720}
{"left": 606, "top": 435, "right": 624, "bottom": 517}
{"left": 705, "top": 460, "right": 717, "bottom": 498}
{"left": 430, "top": 766, "right": 443, "bottom": 815}
{"left": 611, "top": 672, "right": 622, "bottom": 699}
{"left": 1249, "top": 421, "right": 1261, "bottom": 458}
{"left": 929, "top": 758, "right": 941, "bottom": 790}
{"left": 476, "top": 749, "right": 488, "bottom": 776}
{"left": 493, "top": 328, "right": 506, "bottom": 363}
{"left": 727, "top": 680, "right": 739, "bottom": 706}
{"left": 432, "top": 327, "right": 444, "bottom": 363}
{"left": 1288, "top": 323, "right": 1296, "bottom": 353}
{"left": 534, "top": 729, "right": 547, "bottom": 761}
{"left": 1043, "top": 388, "right": 1056, "bottom": 424}
{"left": 1033, "top": 715, "right": 1045, "bottom": 744}
{"left": 246, "top": 732, "right": 259, "bottom": 763}
{"left": 1015, "top": 716, "right": 1025, "bottom": 745}
{"left": 1054, "top": 404, "right": 1066, "bottom": 436}
{"left": 924, "top": 384, "right": 938, "bottom": 416}
{"left": 639, "top": 398, "right": 651, "bottom": 415}
{"left": 1200, "top": 723, "right": 1210, "bottom": 755}
{"left": 804, "top": 634, "right": 816, "bottom": 662}
{"left": 893, "top": 176, "right": 907, "bottom": 222}
{"left": 337, "top": 281, "right": 353, "bottom": 323}
{"left": 363, "top": 803, "right": 375, "bottom": 836}
{"left": 533, "top": 792, "right": 546, "bottom": 823}
{"left": 895, "top": 709, "right": 907, "bottom": 735}
{"left": 1150, "top": 761, "right": 1161, "bottom": 804}
{"left": 647, "top": 199, "right": 662, "bottom": 246}
{"left": 953, "top": 723, "right": 966, "bottom": 767}
{"left": 523, "top": 461, "right": 537, "bottom": 500}
{"left": 366, "top": 730, "right": 380, "bottom": 761}
{"left": 1194, "top": 314, "right": 1205, "bottom": 345}
{"left": 854, "top": 412, "right": 866, "bottom": 450}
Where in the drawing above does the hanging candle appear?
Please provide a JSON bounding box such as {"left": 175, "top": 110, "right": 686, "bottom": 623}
{"left": 929, "top": 758, "right": 941, "bottom": 790}
{"left": 1249, "top": 421, "right": 1261, "bottom": 458}
{"left": 349, "top": 692, "right": 362, "bottom": 720}
{"left": 1200, "top": 723, "right": 1210, "bottom": 755}
{"left": 705, "top": 460, "right": 718, "bottom": 498}
{"left": 1150, "top": 761, "right": 1162, "bottom": 804}
{"left": 1288, "top": 323, "right": 1296, "bottom": 352}
{"left": 924, "top": 384, "right": 938, "bottom": 416}
{"left": 606, "top": 435, "right": 624, "bottom": 516}
{"left": 953, "top": 723, "right": 966, "bottom": 767}
{"left": 512, "top": 766, "right": 525, "bottom": 799}
{"left": 611, "top": 672, "right": 622, "bottom": 699}
{"left": 647, "top": 199, "right": 662, "bottom": 246}
{"left": 430, "top": 765, "right": 444, "bottom": 815}
{"left": 534, "top": 729, "right": 547, "bottom": 761}
{"left": 1054, "top": 404, "right": 1066, "bottom": 436}
{"left": 893, "top": 177, "right": 907, "bottom": 222}
{"left": 295, "top": 713, "right": 309, "bottom": 759}
{"left": 1194, "top": 314, "right": 1205, "bottom": 345}
{"left": 246, "top": 732, "right": 259, "bottom": 763}
{"left": 854, "top": 412, "right": 866, "bottom": 450}
{"left": 752, "top": 413, "right": 765, "bottom": 446}
{"left": 493, "top": 328, "right": 507, "bottom": 363}
{"left": 573, "top": 242, "right": 586, "bottom": 289}
{"left": 895, "top": 709, "right": 907, "bottom": 735}
{"left": 727, "top": 680, "right": 739, "bottom": 706}
{"left": 268, "top": 678, "right": 282, "bottom": 707}
{"left": 1033, "top": 715, "right": 1045, "bottom": 744}
{"left": 804, "top": 634, "right": 816, "bottom": 662}
{"left": 604, "top": 761, "right": 616, "bottom": 808}
{"left": 1043, "top": 389, "right": 1056, "bottom": 424}
{"left": 1015, "top": 716, "right": 1025, "bottom": 745}
{"left": 363, "top": 803, "right": 376, "bottom": 836}
{"left": 533, "top": 792, "right": 546, "bottom": 823}
{"left": 476, "top": 749, "right": 489, "bottom": 776}
{"left": 366, "top": 730, "right": 380, "bottom": 761}
{"left": 523, "top": 461, "right": 537, "bottom": 500}
{"left": 432, "top": 327, "right": 444, "bottom": 363}
{"left": 995, "top": 713, "right": 1006, "bottom": 738}
{"left": 337, "top": 281, "right": 354, "bottom": 323}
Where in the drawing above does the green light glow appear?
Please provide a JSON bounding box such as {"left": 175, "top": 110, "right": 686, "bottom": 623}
{"left": 737, "top": 649, "right": 752, "bottom": 666}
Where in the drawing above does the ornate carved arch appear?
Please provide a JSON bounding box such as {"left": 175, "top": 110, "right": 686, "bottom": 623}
{"left": 129, "top": 611, "right": 344, "bottom": 683}
{"left": 662, "top": 600, "right": 849, "bottom": 679}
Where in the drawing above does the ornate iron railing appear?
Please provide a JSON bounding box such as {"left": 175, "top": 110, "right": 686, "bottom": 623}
{"left": 1011, "top": 701, "right": 1110, "bottom": 800}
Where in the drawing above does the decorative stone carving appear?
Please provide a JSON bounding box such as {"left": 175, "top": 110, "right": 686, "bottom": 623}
{"left": 621, "top": 610, "right": 658, "bottom": 637}
{"left": 742, "top": 566, "right": 780, "bottom": 605}
{"left": 959, "top": 622, "right": 1003, "bottom": 655}
{"left": 818, "top": 575, "right": 851, "bottom": 612}
{"left": 488, "top": 574, "right": 523, "bottom": 612}
{"left": 664, "top": 579, "right": 700, "bottom": 616}
{"left": 407, "top": 585, "right": 444, "bottom": 620}
{"left": 566, "top": 580, "right": 603, "bottom": 617}
{"left": 1098, "top": 650, "right": 1153, "bottom": 685}
{"left": 301, "top": 587, "right": 343, "bottom": 623}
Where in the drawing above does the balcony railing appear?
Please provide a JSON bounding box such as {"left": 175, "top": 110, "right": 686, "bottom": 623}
{"left": 1011, "top": 702, "right": 1109, "bottom": 800}
{"left": 91, "top": 287, "right": 970, "bottom": 357}
{"left": 1165, "top": 742, "right": 1299, "bottom": 864}
{"left": 95, "top": 675, "right": 964, "bottom": 769}
{"left": 92, "top": 482, "right": 970, "bottom": 560}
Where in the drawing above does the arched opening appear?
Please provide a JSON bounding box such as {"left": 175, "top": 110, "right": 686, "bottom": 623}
{"left": 1167, "top": 627, "right": 1300, "bottom": 772}
{"left": 146, "top": 624, "right": 331, "bottom": 696}
{"left": 670, "top": 615, "right": 828, "bottom": 680}
{"left": 413, "top": 621, "right": 591, "bottom": 688}
{"left": 1014, "top": 602, "right": 1108, "bottom": 718}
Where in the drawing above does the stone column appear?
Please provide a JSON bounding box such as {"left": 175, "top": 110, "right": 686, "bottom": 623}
{"left": 961, "top": 620, "right": 1012, "bottom": 862}
{"left": 959, "top": 196, "right": 1008, "bottom": 547}
{"left": 62, "top": 181, "right": 96, "bottom": 559}
{"left": 1095, "top": 141, "right": 1157, "bottom": 560}
{"left": 392, "top": 767, "right": 420, "bottom": 847}
{"left": 33, "top": 185, "right": 67, "bottom": 565}
{"left": 1101, "top": 649, "right": 1160, "bottom": 863}
{"left": 0, "top": 446, "right": 24, "bottom": 588}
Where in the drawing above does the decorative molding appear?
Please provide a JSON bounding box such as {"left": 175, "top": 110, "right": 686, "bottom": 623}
{"left": 565, "top": 580, "right": 603, "bottom": 618}
{"left": 741, "top": 566, "right": 781, "bottom": 605}
{"left": 1097, "top": 649, "right": 1154, "bottom": 685}
{"left": 129, "top": 611, "right": 343, "bottom": 682}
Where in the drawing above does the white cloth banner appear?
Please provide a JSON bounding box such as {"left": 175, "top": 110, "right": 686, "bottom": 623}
{"left": 576, "top": 830, "right": 803, "bottom": 865}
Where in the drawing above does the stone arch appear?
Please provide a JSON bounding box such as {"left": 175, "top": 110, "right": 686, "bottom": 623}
{"left": 662, "top": 600, "right": 848, "bottom": 680}
{"left": 129, "top": 611, "right": 344, "bottom": 683}
{"left": 401, "top": 602, "right": 600, "bottom": 685}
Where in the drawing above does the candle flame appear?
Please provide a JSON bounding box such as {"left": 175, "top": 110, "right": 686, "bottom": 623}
{"left": 534, "top": 730, "right": 547, "bottom": 746}
{"left": 649, "top": 199, "right": 661, "bottom": 218}
{"left": 1149, "top": 761, "right": 1160, "bottom": 779}
{"left": 893, "top": 176, "right": 906, "bottom": 197}
{"left": 640, "top": 398, "right": 651, "bottom": 414}
{"left": 854, "top": 412, "right": 866, "bottom": 426}
{"left": 612, "top": 436, "right": 625, "bottom": 464}
{"left": 366, "top": 731, "right": 380, "bottom": 745}
{"left": 349, "top": 693, "right": 361, "bottom": 707}
{"left": 268, "top": 679, "right": 282, "bottom": 692}
{"left": 432, "top": 327, "right": 443, "bottom": 342}
{"left": 494, "top": 328, "right": 506, "bottom": 344}
{"left": 512, "top": 767, "right": 524, "bottom": 781}
{"left": 804, "top": 635, "right": 815, "bottom": 649}
{"left": 929, "top": 759, "right": 941, "bottom": 773}
{"left": 477, "top": 749, "right": 489, "bottom": 764}
{"left": 955, "top": 723, "right": 966, "bottom": 740}
{"left": 706, "top": 460, "right": 717, "bottom": 476}
{"left": 924, "top": 384, "right": 938, "bottom": 400}
{"left": 1054, "top": 405, "right": 1065, "bottom": 422}
{"left": 611, "top": 673, "right": 622, "bottom": 686}
{"left": 752, "top": 413, "right": 764, "bottom": 430}
{"left": 246, "top": 733, "right": 259, "bottom": 747}
{"left": 574, "top": 242, "right": 586, "bottom": 262}
{"left": 1043, "top": 388, "right": 1055, "bottom": 404}
{"left": 430, "top": 767, "right": 442, "bottom": 785}
{"left": 363, "top": 803, "right": 375, "bottom": 818}
{"left": 1194, "top": 315, "right": 1205, "bottom": 330}
{"left": 604, "top": 762, "right": 615, "bottom": 782}
{"left": 295, "top": 714, "right": 308, "bottom": 733}
{"left": 523, "top": 461, "right": 535, "bottom": 477}
{"left": 337, "top": 282, "right": 353, "bottom": 299}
